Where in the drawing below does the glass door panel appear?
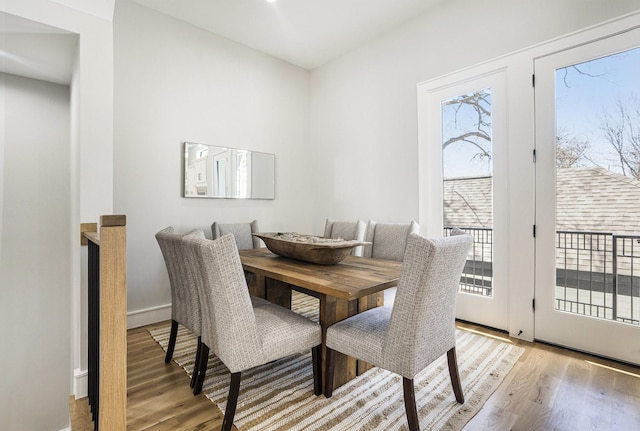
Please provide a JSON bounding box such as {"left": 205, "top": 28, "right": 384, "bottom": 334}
{"left": 422, "top": 71, "right": 508, "bottom": 330}
{"left": 442, "top": 89, "right": 495, "bottom": 298}
{"left": 534, "top": 29, "right": 640, "bottom": 365}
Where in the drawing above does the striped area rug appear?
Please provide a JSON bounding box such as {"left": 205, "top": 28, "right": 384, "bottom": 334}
{"left": 150, "top": 292, "right": 523, "bottom": 431}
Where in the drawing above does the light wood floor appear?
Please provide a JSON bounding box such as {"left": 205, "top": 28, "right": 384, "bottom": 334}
{"left": 71, "top": 320, "right": 640, "bottom": 431}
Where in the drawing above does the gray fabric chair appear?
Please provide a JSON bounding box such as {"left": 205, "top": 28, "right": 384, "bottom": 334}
{"left": 324, "top": 232, "right": 473, "bottom": 431}
{"left": 155, "top": 226, "right": 205, "bottom": 387}
{"left": 323, "top": 218, "right": 366, "bottom": 256}
{"left": 363, "top": 220, "right": 420, "bottom": 261}
{"left": 211, "top": 219, "right": 260, "bottom": 250}
{"left": 183, "top": 233, "right": 322, "bottom": 431}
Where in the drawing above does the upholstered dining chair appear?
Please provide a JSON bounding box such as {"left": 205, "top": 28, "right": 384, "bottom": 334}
{"left": 155, "top": 226, "right": 205, "bottom": 387}
{"left": 183, "top": 233, "right": 323, "bottom": 431}
{"left": 363, "top": 220, "right": 420, "bottom": 261}
{"left": 323, "top": 218, "right": 366, "bottom": 256}
{"left": 212, "top": 219, "right": 262, "bottom": 294}
{"left": 211, "top": 219, "right": 260, "bottom": 250}
{"left": 324, "top": 232, "right": 473, "bottom": 431}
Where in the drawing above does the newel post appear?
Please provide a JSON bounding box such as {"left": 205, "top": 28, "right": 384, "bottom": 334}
{"left": 82, "top": 214, "right": 127, "bottom": 430}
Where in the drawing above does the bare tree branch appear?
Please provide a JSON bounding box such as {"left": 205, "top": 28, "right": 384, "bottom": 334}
{"left": 454, "top": 190, "right": 486, "bottom": 226}
{"left": 442, "top": 90, "right": 492, "bottom": 163}
{"left": 600, "top": 99, "right": 640, "bottom": 180}
{"left": 561, "top": 65, "right": 607, "bottom": 88}
{"left": 556, "top": 127, "right": 589, "bottom": 168}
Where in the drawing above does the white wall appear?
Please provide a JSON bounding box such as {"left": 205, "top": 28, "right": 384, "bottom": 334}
{"left": 115, "top": 0, "right": 640, "bottom": 328}
{"left": 113, "top": 2, "right": 312, "bottom": 323}
{"left": 309, "top": 0, "right": 640, "bottom": 338}
{"left": 309, "top": 0, "right": 640, "bottom": 227}
{"left": 0, "top": 0, "right": 114, "bottom": 424}
{"left": 0, "top": 73, "right": 71, "bottom": 431}
{"left": 1, "top": 3, "right": 637, "bottom": 428}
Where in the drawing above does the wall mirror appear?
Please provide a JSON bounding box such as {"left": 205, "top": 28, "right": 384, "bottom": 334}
{"left": 183, "top": 142, "right": 275, "bottom": 199}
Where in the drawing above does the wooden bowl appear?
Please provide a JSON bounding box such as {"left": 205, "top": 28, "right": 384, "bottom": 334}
{"left": 253, "top": 232, "right": 369, "bottom": 265}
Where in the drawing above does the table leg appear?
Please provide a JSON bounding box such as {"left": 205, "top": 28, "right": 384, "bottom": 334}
{"left": 246, "top": 272, "right": 265, "bottom": 298}
{"left": 265, "top": 279, "right": 292, "bottom": 309}
{"left": 320, "top": 295, "right": 357, "bottom": 392}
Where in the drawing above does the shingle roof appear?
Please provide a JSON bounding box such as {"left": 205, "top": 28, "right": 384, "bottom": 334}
{"left": 443, "top": 176, "right": 493, "bottom": 228}
{"left": 444, "top": 167, "right": 640, "bottom": 236}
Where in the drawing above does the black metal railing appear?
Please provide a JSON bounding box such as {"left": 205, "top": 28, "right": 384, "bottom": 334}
{"left": 87, "top": 239, "right": 100, "bottom": 429}
{"left": 555, "top": 231, "right": 614, "bottom": 321}
{"left": 444, "top": 226, "right": 493, "bottom": 296}
{"left": 445, "top": 227, "right": 640, "bottom": 326}
{"left": 612, "top": 234, "right": 639, "bottom": 325}
{"left": 555, "top": 231, "right": 640, "bottom": 326}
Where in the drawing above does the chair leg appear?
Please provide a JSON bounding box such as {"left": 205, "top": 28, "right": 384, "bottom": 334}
{"left": 447, "top": 347, "right": 465, "bottom": 404}
{"left": 164, "top": 320, "right": 179, "bottom": 363}
{"left": 311, "top": 345, "right": 322, "bottom": 396}
{"left": 190, "top": 336, "right": 202, "bottom": 388}
{"left": 193, "top": 343, "right": 209, "bottom": 395}
{"left": 324, "top": 347, "right": 336, "bottom": 398}
{"left": 221, "top": 372, "right": 242, "bottom": 431}
{"left": 402, "top": 377, "right": 420, "bottom": 431}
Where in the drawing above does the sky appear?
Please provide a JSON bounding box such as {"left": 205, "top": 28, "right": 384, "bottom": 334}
{"left": 441, "top": 88, "right": 493, "bottom": 178}
{"left": 441, "top": 45, "right": 640, "bottom": 178}
{"left": 555, "top": 46, "right": 640, "bottom": 173}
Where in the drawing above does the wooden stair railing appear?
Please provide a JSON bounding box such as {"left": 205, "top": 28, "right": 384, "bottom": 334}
{"left": 81, "top": 215, "right": 127, "bottom": 431}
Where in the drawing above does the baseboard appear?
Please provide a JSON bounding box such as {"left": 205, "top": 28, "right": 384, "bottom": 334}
{"left": 127, "top": 303, "right": 171, "bottom": 329}
{"left": 74, "top": 368, "right": 88, "bottom": 399}
{"left": 72, "top": 305, "right": 170, "bottom": 397}
{"left": 72, "top": 305, "right": 170, "bottom": 400}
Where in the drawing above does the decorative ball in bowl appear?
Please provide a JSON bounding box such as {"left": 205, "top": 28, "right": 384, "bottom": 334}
{"left": 253, "top": 232, "right": 369, "bottom": 265}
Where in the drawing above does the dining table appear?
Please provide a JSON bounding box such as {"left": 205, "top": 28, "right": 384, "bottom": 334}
{"left": 238, "top": 247, "right": 402, "bottom": 392}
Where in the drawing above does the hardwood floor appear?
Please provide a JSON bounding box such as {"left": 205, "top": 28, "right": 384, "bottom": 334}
{"left": 456, "top": 322, "right": 640, "bottom": 430}
{"left": 71, "top": 320, "right": 640, "bottom": 431}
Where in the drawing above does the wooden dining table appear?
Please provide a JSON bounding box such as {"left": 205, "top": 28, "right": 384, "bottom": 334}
{"left": 238, "top": 248, "right": 402, "bottom": 392}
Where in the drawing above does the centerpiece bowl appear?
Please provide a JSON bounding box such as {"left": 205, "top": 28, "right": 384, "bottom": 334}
{"left": 253, "top": 232, "right": 369, "bottom": 265}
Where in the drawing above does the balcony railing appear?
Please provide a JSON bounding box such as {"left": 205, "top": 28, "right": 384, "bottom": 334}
{"left": 445, "top": 226, "right": 640, "bottom": 327}
{"left": 557, "top": 231, "right": 639, "bottom": 326}
{"left": 444, "top": 227, "right": 493, "bottom": 296}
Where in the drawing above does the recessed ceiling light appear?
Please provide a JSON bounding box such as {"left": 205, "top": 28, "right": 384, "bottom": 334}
{"left": 266, "top": 0, "right": 277, "bottom": 3}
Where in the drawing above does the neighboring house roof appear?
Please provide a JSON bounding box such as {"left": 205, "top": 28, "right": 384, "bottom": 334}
{"left": 443, "top": 176, "right": 493, "bottom": 228}
{"left": 444, "top": 167, "right": 640, "bottom": 236}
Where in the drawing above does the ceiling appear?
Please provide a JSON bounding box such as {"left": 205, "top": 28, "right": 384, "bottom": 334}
{"left": 0, "top": 0, "right": 445, "bottom": 85}
{"left": 128, "top": 0, "right": 446, "bottom": 70}
{"left": 0, "top": 12, "right": 78, "bottom": 85}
